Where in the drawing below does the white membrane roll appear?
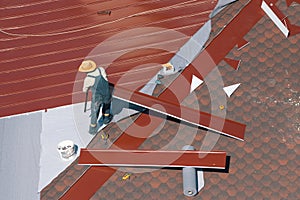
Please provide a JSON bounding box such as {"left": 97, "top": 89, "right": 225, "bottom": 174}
{"left": 182, "top": 145, "right": 197, "bottom": 196}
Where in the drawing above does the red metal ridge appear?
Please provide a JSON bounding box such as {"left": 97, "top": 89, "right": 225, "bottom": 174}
{"left": 78, "top": 149, "right": 227, "bottom": 169}
{"left": 113, "top": 86, "right": 246, "bottom": 140}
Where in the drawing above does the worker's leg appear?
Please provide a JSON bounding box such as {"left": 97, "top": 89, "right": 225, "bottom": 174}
{"left": 89, "top": 99, "right": 101, "bottom": 134}
{"left": 101, "top": 102, "right": 110, "bottom": 115}
{"left": 102, "top": 102, "right": 113, "bottom": 124}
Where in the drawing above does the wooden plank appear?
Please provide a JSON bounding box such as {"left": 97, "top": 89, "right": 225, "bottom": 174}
{"left": 78, "top": 149, "right": 227, "bottom": 169}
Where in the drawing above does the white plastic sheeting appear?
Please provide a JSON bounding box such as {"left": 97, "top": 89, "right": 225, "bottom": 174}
{"left": 38, "top": 104, "right": 94, "bottom": 191}
{"left": 38, "top": 102, "right": 139, "bottom": 192}
{"left": 0, "top": 112, "right": 42, "bottom": 200}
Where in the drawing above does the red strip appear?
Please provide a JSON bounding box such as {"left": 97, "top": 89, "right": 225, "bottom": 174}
{"left": 237, "top": 38, "right": 249, "bottom": 49}
{"left": 113, "top": 86, "right": 246, "bottom": 140}
{"left": 78, "top": 149, "right": 227, "bottom": 169}
{"left": 60, "top": 167, "right": 116, "bottom": 200}
{"left": 224, "top": 57, "right": 241, "bottom": 70}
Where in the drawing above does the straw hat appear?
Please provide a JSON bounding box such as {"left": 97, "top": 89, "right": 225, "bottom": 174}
{"left": 162, "top": 62, "right": 174, "bottom": 70}
{"left": 78, "top": 60, "right": 97, "bottom": 72}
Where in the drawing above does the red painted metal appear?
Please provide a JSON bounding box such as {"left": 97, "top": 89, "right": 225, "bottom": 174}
{"left": 113, "top": 86, "right": 246, "bottom": 140}
{"left": 224, "top": 57, "right": 241, "bottom": 70}
{"left": 78, "top": 149, "right": 227, "bottom": 169}
{"left": 0, "top": 0, "right": 216, "bottom": 118}
{"left": 263, "top": 0, "right": 300, "bottom": 36}
{"left": 286, "top": 0, "right": 300, "bottom": 6}
{"left": 59, "top": 1, "right": 269, "bottom": 198}
{"left": 59, "top": 166, "right": 116, "bottom": 200}
{"left": 236, "top": 38, "right": 249, "bottom": 49}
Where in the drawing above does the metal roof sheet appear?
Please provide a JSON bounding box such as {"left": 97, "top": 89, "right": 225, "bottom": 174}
{"left": 0, "top": 0, "right": 216, "bottom": 117}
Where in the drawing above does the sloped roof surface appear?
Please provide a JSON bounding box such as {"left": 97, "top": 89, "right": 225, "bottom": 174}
{"left": 41, "top": 0, "right": 299, "bottom": 199}
{"left": 0, "top": 0, "right": 217, "bottom": 118}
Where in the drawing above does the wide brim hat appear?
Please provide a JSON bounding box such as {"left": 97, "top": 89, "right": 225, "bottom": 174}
{"left": 162, "top": 62, "right": 173, "bottom": 69}
{"left": 78, "top": 60, "right": 97, "bottom": 72}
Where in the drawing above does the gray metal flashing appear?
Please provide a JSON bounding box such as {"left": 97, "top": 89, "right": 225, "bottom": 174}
{"left": 210, "top": 0, "right": 238, "bottom": 17}
{"left": 170, "top": 20, "right": 212, "bottom": 72}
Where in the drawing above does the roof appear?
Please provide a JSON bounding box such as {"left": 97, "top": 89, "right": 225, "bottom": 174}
{"left": 2, "top": 0, "right": 298, "bottom": 199}
{"left": 0, "top": 0, "right": 217, "bottom": 118}
{"left": 41, "top": 0, "right": 300, "bottom": 199}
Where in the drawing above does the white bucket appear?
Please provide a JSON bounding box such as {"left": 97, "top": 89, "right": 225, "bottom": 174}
{"left": 57, "top": 140, "right": 76, "bottom": 161}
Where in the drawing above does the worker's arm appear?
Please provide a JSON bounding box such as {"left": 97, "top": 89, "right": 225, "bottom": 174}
{"left": 99, "top": 67, "right": 108, "bottom": 81}
{"left": 83, "top": 77, "right": 95, "bottom": 92}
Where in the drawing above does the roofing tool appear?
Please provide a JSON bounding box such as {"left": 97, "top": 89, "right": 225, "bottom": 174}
{"left": 122, "top": 173, "right": 131, "bottom": 181}
{"left": 157, "top": 74, "right": 164, "bottom": 79}
{"left": 84, "top": 87, "right": 91, "bottom": 113}
{"left": 155, "top": 74, "right": 164, "bottom": 85}
{"left": 97, "top": 10, "right": 111, "bottom": 15}
{"left": 100, "top": 133, "right": 108, "bottom": 140}
{"left": 101, "top": 133, "right": 109, "bottom": 145}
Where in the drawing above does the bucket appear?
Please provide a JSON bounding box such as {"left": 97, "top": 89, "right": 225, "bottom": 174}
{"left": 57, "top": 140, "right": 76, "bottom": 161}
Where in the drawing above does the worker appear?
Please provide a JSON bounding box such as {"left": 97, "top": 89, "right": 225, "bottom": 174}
{"left": 156, "top": 62, "right": 175, "bottom": 84}
{"left": 78, "top": 60, "right": 113, "bottom": 134}
{"left": 162, "top": 62, "right": 174, "bottom": 71}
